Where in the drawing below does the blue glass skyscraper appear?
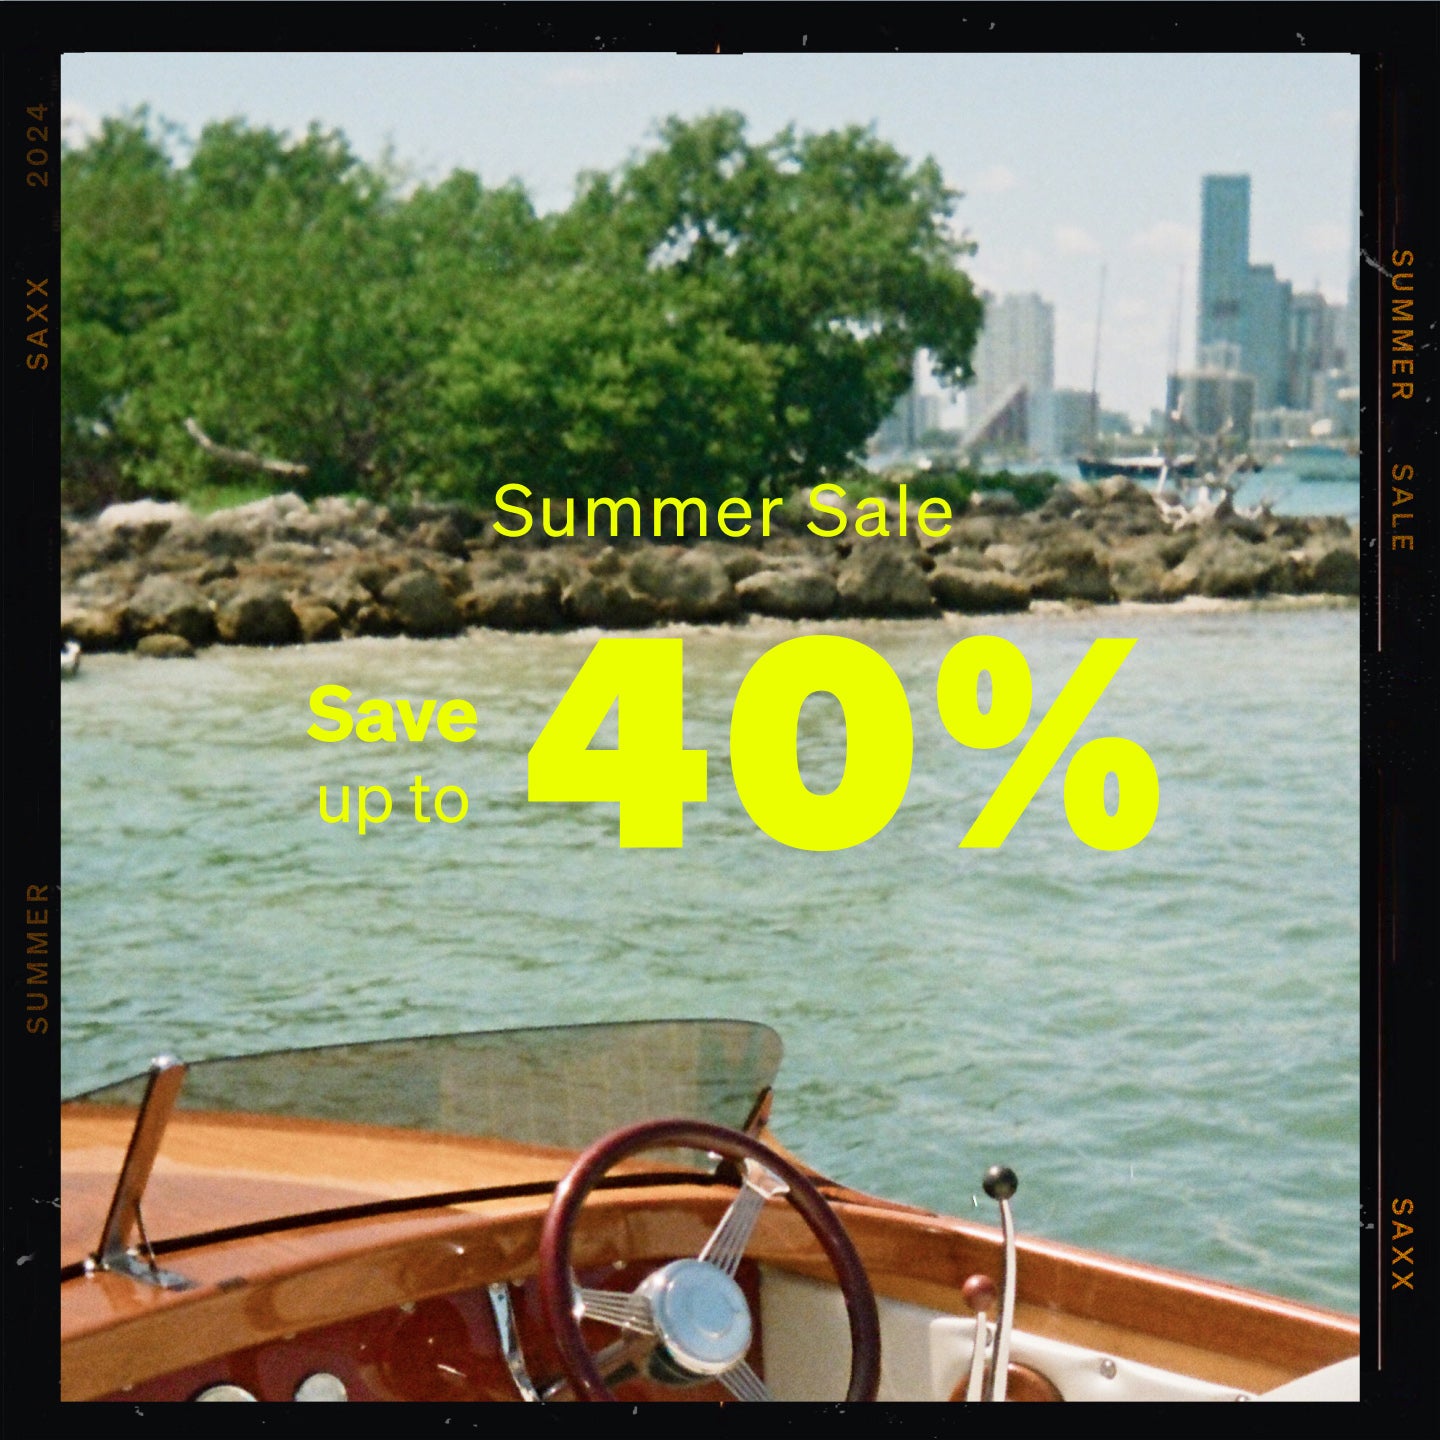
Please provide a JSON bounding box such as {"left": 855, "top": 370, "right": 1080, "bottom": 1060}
{"left": 1197, "top": 174, "right": 1292, "bottom": 410}
{"left": 1198, "top": 175, "right": 1251, "bottom": 352}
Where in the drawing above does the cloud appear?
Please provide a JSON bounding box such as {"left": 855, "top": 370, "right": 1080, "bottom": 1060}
{"left": 1128, "top": 220, "right": 1195, "bottom": 259}
{"left": 1304, "top": 221, "right": 1347, "bottom": 255}
{"left": 970, "top": 164, "right": 1017, "bottom": 194}
{"left": 61, "top": 101, "right": 101, "bottom": 147}
{"left": 1054, "top": 224, "right": 1101, "bottom": 256}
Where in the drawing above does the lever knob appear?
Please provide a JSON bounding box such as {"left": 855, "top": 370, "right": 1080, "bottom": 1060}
{"left": 962, "top": 1274, "right": 997, "bottom": 1315}
{"left": 982, "top": 1164, "right": 1017, "bottom": 1201}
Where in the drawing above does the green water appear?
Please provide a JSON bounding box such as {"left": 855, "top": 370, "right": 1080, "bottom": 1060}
{"left": 61, "top": 599, "right": 1359, "bottom": 1312}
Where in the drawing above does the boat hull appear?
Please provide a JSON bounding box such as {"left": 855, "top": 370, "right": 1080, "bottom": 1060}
{"left": 1076, "top": 455, "right": 1197, "bottom": 482}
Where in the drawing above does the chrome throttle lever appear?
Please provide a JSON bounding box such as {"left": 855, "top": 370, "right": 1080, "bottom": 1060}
{"left": 960, "top": 1165, "right": 1019, "bottom": 1402}
{"left": 981, "top": 1165, "right": 1018, "bottom": 1402}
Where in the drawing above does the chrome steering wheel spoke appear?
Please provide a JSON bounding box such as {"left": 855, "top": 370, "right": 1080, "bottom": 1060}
{"left": 719, "top": 1360, "right": 773, "bottom": 1402}
{"left": 573, "top": 1285, "right": 657, "bottom": 1335}
{"left": 698, "top": 1159, "right": 789, "bottom": 1277}
{"left": 538, "top": 1119, "right": 879, "bottom": 1402}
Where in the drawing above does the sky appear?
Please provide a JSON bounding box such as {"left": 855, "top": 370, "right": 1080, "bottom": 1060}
{"left": 61, "top": 51, "right": 1359, "bottom": 427}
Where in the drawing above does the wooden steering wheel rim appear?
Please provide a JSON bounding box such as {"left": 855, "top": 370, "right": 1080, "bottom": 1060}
{"left": 536, "top": 1117, "right": 881, "bottom": 1402}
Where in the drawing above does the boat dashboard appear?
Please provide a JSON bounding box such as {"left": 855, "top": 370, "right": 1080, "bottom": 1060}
{"left": 60, "top": 1142, "right": 1358, "bottom": 1404}
{"left": 60, "top": 1024, "right": 1359, "bottom": 1403}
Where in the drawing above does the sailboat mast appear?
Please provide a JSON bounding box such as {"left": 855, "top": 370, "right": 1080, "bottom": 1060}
{"left": 1089, "top": 264, "right": 1107, "bottom": 448}
{"left": 1166, "top": 265, "right": 1184, "bottom": 461}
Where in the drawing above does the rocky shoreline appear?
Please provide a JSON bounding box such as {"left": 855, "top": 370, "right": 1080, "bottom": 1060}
{"left": 60, "top": 478, "right": 1360, "bottom": 657}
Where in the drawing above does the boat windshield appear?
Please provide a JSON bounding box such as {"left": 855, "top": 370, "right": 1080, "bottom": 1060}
{"left": 66, "top": 1018, "right": 783, "bottom": 1154}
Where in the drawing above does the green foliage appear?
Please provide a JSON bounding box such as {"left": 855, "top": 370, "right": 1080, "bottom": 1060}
{"left": 62, "top": 110, "right": 983, "bottom": 513}
{"left": 60, "top": 111, "right": 180, "bottom": 505}
{"left": 414, "top": 269, "right": 776, "bottom": 503}
{"left": 549, "top": 113, "right": 982, "bottom": 495}
{"left": 978, "top": 468, "right": 1061, "bottom": 512}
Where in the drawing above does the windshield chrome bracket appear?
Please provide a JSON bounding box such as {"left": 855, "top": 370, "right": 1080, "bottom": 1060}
{"left": 487, "top": 1282, "right": 541, "bottom": 1401}
{"left": 91, "top": 1055, "right": 198, "bottom": 1291}
{"left": 91, "top": 1246, "right": 197, "bottom": 1291}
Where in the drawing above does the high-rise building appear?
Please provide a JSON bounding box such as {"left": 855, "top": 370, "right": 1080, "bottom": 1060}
{"left": 1288, "top": 291, "right": 1341, "bottom": 409}
{"left": 1243, "top": 264, "right": 1293, "bottom": 409}
{"left": 871, "top": 352, "right": 949, "bottom": 454}
{"left": 968, "top": 292, "right": 1055, "bottom": 422}
{"left": 1198, "top": 176, "right": 1251, "bottom": 352}
{"left": 1197, "top": 175, "right": 1294, "bottom": 413}
{"left": 1028, "top": 388, "right": 1097, "bottom": 460}
{"left": 1344, "top": 149, "right": 1360, "bottom": 384}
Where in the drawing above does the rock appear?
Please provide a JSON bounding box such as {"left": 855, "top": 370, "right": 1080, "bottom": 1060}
{"left": 350, "top": 603, "right": 401, "bottom": 637}
{"left": 589, "top": 547, "right": 627, "bottom": 578}
{"left": 1294, "top": 533, "right": 1360, "bottom": 595}
{"left": 1037, "top": 481, "right": 1102, "bottom": 520}
{"left": 96, "top": 499, "right": 189, "bottom": 536}
{"left": 836, "top": 547, "right": 934, "bottom": 615}
{"left": 413, "top": 515, "right": 469, "bottom": 557}
{"left": 193, "top": 514, "right": 260, "bottom": 559}
{"left": 293, "top": 602, "right": 342, "bottom": 643}
{"left": 527, "top": 551, "right": 584, "bottom": 589}
{"left": 135, "top": 633, "right": 195, "bottom": 659}
{"left": 968, "top": 488, "right": 1021, "bottom": 516}
{"left": 473, "top": 548, "right": 530, "bottom": 579}
{"left": 982, "top": 542, "right": 1023, "bottom": 573}
{"left": 461, "top": 575, "right": 564, "bottom": 631}
{"left": 735, "top": 567, "right": 839, "bottom": 619}
{"left": 700, "top": 544, "right": 767, "bottom": 584}
{"left": 1161, "top": 535, "right": 1293, "bottom": 600}
{"left": 928, "top": 566, "right": 1032, "bottom": 612}
{"left": 124, "top": 575, "right": 216, "bottom": 647}
{"left": 561, "top": 574, "right": 661, "bottom": 628}
{"left": 1108, "top": 535, "right": 1181, "bottom": 602}
{"left": 254, "top": 540, "right": 321, "bottom": 565}
{"left": 59, "top": 484, "right": 1362, "bottom": 652}
{"left": 1017, "top": 531, "right": 1114, "bottom": 603}
{"left": 943, "top": 544, "right": 988, "bottom": 570}
{"left": 952, "top": 516, "right": 1004, "bottom": 548}
{"left": 350, "top": 560, "right": 401, "bottom": 598}
{"left": 424, "top": 554, "right": 469, "bottom": 592}
{"left": 381, "top": 569, "right": 462, "bottom": 635}
{"left": 627, "top": 549, "right": 738, "bottom": 621}
{"left": 1088, "top": 503, "right": 1170, "bottom": 539}
{"left": 307, "top": 575, "right": 371, "bottom": 623}
{"left": 237, "top": 492, "right": 308, "bottom": 527}
{"left": 61, "top": 600, "right": 128, "bottom": 651}
{"left": 215, "top": 585, "right": 300, "bottom": 646}
{"left": 1095, "top": 475, "right": 1155, "bottom": 508}
{"left": 1217, "top": 512, "right": 1269, "bottom": 545}
{"left": 60, "top": 528, "right": 133, "bottom": 573}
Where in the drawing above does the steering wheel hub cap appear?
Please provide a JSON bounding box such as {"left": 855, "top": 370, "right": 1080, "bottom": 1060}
{"left": 638, "top": 1259, "right": 752, "bottom": 1376}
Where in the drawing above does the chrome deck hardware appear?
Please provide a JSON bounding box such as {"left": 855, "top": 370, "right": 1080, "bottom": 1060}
{"left": 90, "top": 1056, "right": 197, "bottom": 1290}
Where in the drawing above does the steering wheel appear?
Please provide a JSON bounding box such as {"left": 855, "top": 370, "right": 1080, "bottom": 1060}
{"left": 537, "top": 1118, "right": 881, "bottom": 1402}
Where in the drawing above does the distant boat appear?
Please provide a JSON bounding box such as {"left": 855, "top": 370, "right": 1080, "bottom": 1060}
{"left": 61, "top": 641, "right": 81, "bottom": 678}
{"left": 1075, "top": 453, "right": 1197, "bottom": 482}
{"left": 1273, "top": 442, "right": 1360, "bottom": 483}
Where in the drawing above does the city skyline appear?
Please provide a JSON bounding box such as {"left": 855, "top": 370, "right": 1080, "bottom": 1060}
{"left": 61, "top": 52, "right": 1358, "bottom": 425}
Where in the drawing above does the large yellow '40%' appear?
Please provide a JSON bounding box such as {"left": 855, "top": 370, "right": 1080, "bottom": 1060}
{"left": 527, "top": 636, "right": 911, "bottom": 850}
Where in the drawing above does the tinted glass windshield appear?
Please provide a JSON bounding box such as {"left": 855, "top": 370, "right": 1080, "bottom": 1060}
{"left": 67, "top": 1019, "right": 783, "bottom": 1153}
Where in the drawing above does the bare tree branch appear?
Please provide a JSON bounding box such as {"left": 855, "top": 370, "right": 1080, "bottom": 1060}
{"left": 184, "top": 417, "right": 310, "bottom": 478}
